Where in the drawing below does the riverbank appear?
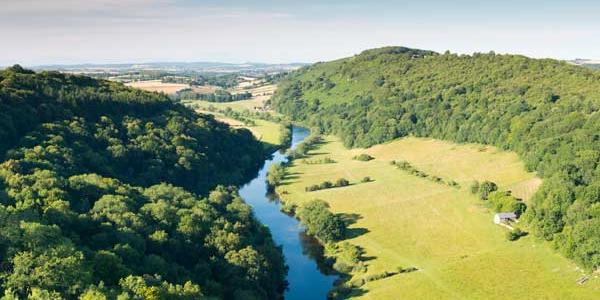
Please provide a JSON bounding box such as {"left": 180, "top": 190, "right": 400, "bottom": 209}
{"left": 238, "top": 127, "right": 338, "bottom": 300}
{"left": 274, "top": 135, "right": 600, "bottom": 299}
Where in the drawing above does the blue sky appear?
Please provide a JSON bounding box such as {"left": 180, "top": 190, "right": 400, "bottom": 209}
{"left": 1, "top": 0, "right": 599, "bottom": 65}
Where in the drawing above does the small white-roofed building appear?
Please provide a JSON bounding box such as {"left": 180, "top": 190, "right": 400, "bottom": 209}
{"left": 494, "top": 212, "right": 517, "bottom": 224}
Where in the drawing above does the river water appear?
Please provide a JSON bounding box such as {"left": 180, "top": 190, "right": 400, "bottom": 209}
{"left": 238, "top": 127, "right": 338, "bottom": 300}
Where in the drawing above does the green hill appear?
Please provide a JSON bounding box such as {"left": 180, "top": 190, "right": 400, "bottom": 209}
{"left": 272, "top": 47, "right": 600, "bottom": 271}
{"left": 0, "top": 66, "right": 286, "bottom": 299}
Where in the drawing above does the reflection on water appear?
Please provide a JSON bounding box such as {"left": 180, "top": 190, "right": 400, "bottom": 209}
{"left": 238, "top": 127, "right": 338, "bottom": 300}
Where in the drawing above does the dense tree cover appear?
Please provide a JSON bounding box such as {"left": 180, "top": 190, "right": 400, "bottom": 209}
{"left": 0, "top": 66, "right": 286, "bottom": 299}
{"left": 193, "top": 74, "right": 239, "bottom": 89}
{"left": 273, "top": 46, "right": 600, "bottom": 271}
{"left": 264, "top": 73, "right": 290, "bottom": 84}
{"left": 173, "top": 89, "right": 252, "bottom": 102}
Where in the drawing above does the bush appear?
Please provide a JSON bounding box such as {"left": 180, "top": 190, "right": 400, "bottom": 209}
{"left": 323, "top": 157, "right": 336, "bottom": 164}
{"left": 447, "top": 180, "right": 459, "bottom": 187}
{"left": 305, "top": 185, "right": 321, "bottom": 192}
{"left": 361, "top": 176, "right": 372, "bottom": 183}
{"left": 487, "top": 191, "right": 527, "bottom": 214}
{"left": 333, "top": 261, "right": 353, "bottom": 273}
{"left": 280, "top": 202, "right": 297, "bottom": 215}
{"left": 335, "top": 178, "right": 350, "bottom": 187}
{"left": 298, "top": 200, "right": 347, "bottom": 242}
{"left": 470, "top": 181, "right": 480, "bottom": 194}
{"left": 267, "top": 163, "right": 286, "bottom": 188}
{"left": 353, "top": 154, "right": 374, "bottom": 161}
{"left": 506, "top": 228, "right": 527, "bottom": 241}
{"left": 319, "top": 181, "right": 334, "bottom": 189}
{"left": 478, "top": 181, "right": 498, "bottom": 200}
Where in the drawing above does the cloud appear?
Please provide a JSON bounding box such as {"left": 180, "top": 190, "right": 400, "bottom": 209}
{"left": 0, "top": 0, "right": 173, "bottom": 14}
{"left": 0, "top": 0, "right": 598, "bottom": 65}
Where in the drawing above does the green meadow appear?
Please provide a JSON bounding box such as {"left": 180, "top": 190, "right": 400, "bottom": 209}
{"left": 277, "top": 136, "right": 600, "bottom": 299}
{"left": 193, "top": 108, "right": 283, "bottom": 149}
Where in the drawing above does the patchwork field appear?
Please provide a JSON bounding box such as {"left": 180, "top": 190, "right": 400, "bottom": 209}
{"left": 185, "top": 82, "right": 277, "bottom": 112}
{"left": 191, "top": 85, "right": 220, "bottom": 94}
{"left": 277, "top": 136, "right": 600, "bottom": 299}
{"left": 125, "top": 80, "right": 189, "bottom": 94}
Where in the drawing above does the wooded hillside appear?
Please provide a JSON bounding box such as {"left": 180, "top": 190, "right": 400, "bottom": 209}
{"left": 0, "top": 66, "right": 286, "bottom": 299}
{"left": 272, "top": 47, "right": 600, "bottom": 271}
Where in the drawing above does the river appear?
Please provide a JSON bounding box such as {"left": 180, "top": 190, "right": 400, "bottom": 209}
{"left": 238, "top": 127, "right": 338, "bottom": 300}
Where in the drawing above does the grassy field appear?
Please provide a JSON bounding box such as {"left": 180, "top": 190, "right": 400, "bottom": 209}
{"left": 196, "top": 109, "right": 282, "bottom": 148}
{"left": 277, "top": 136, "right": 600, "bottom": 299}
{"left": 189, "top": 97, "right": 267, "bottom": 112}
{"left": 125, "top": 80, "right": 189, "bottom": 94}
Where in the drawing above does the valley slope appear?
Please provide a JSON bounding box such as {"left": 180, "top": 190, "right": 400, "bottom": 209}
{"left": 0, "top": 66, "right": 286, "bottom": 299}
{"left": 272, "top": 47, "right": 600, "bottom": 273}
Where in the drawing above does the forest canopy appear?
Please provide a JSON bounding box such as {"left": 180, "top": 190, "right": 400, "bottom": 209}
{"left": 0, "top": 66, "right": 286, "bottom": 299}
{"left": 272, "top": 46, "right": 600, "bottom": 271}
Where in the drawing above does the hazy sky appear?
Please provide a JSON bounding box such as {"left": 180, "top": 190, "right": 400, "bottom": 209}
{"left": 1, "top": 0, "right": 599, "bottom": 66}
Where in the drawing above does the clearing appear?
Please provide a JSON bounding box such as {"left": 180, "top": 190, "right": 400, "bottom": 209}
{"left": 277, "top": 136, "right": 600, "bottom": 299}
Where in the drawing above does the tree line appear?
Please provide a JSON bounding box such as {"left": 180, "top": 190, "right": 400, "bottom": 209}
{"left": 173, "top": 89, "right": 252, "bottom": 102}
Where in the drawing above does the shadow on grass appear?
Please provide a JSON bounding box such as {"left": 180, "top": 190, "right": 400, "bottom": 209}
{"left": 339, "top": 213, "right": 362, "bottom": 225}
{"left": 308, "top": 151, "right": 330, "bottom": 156}
{"left": 345, "top": 227, "right": 370, "bottom": 239}
{"left": 277, "top": 171, "right": 304, "bottom": 186}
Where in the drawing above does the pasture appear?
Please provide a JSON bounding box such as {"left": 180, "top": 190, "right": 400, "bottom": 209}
{"left": 277, "top": 136, "right": 600, "bottom": 299}
{"left": 196, "top": 109, "right": 282, "bottom": 148}
{"left": 125, "top": 80, "right": 189, "bottom": 94}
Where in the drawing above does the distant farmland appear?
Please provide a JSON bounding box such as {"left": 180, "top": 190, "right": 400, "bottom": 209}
{"left": 125, "top": 80, "right": 189, "bottom": 94}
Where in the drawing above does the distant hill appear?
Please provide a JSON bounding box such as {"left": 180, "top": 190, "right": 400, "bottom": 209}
{"left": 26, "top": 61, "right": 307, "bottom": 76}
{"left": 569, "top": 58, "right": 600, "bottom": 70}
{"left": 273, "top": 46, "right": 600, "bottom": 271}
{"left": 0, "top": 66, "right": 286, "bottom": 298}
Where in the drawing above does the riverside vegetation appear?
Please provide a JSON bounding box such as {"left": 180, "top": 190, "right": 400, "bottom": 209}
{"left": 0, "top": 66, "right": 286, "bottom": 299}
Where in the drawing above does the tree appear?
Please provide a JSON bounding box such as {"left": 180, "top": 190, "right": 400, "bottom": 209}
{"left": 335, "top": 178, "right": 350, "bottom": 187}
{"left": 5, "top": 245, "right": 92, "bottom": 297}
{"left": 299, "top": 200, "right": 347, "bottom": 242}
{"left": 478, "top": 181, "right": 498, "bottom": 200}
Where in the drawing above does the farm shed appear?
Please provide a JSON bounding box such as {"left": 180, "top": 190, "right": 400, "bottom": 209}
{"left": 494, "top": 212, "right": 517, "bottom": 224}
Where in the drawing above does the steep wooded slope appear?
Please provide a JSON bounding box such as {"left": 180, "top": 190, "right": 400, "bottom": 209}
{"left": 0, "top": 66, "right": 285, "bottom": 299}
